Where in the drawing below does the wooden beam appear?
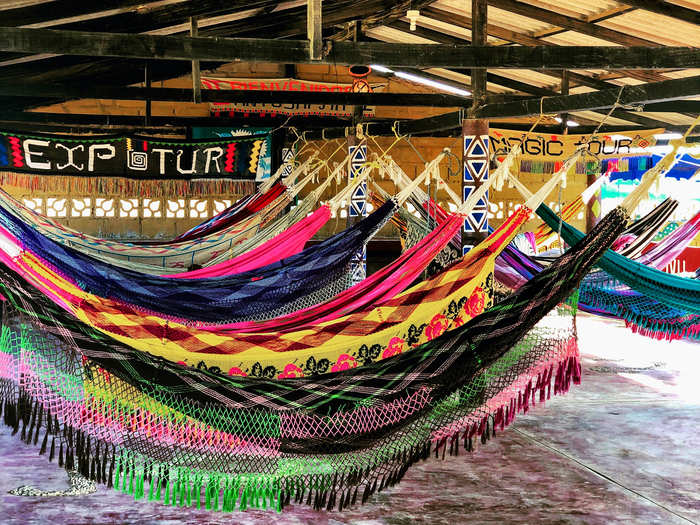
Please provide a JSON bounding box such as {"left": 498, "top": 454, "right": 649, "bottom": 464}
{"left": 615, "top": 0, "right": 700, "bottom": 25}
{"left": 0, "top": 110, "right": 351, "bottom": 129}
{"left": 144, "top": 61, "right": 151, "bottom": 126}
{"left": 640, "top": 100, "right": 700, "bottom": 113}
{"left": 190, "top": 16, "right": 201, "bottom": 103}
{"left": 487, "top": 0, "right": 663, "bottom": 47}
{"left": 0, "top": 27, "right": 696, "bottom": 68}
{"left": 471, "top": 0, "right": 487, "bottom": 109}
{"left": 474, "top": 74, "right": 700, "bottom": 119}
{"left": 380, "top": 20, "right": 673, "bottom": 128}
{"left": 307, "top": 0, "right": 322, "bottom": 60}
{"left": 420, "top": 5, "right": 668, "bottom": 86}
{"left": 0, "top": 83, "right": 474, "bottom": 106}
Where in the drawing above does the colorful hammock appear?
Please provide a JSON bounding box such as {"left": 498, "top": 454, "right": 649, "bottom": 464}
{"left": 164, "top": 204, "right": 331, "bottom": 278}
{"left": 0, "top": 195, "right": 398, "bottom": 324}
{"left": 0, "top": 168, "right": 304, "bottom": 266}
{"left": 496, "top": 241, "right": 700, "bottom": 341}
{"left": 0, "top": 184, "right": 289, "bottom": 271}
{"left": 615, "top": 197, "right": 678, "bottom": 258}
{"left": 0, "top": 153, "right": 326, "bottom": 272}
{"left": 0, "top": 148, "right": 578, "bottom": 377}
{"left": 0, "top": 202, "right": 627, "bottom": 513}
{"left": 170, "top": 154, "right": 301, "bottom": 243}
{"left": 536, "top": 203, "right": 700, "bottom": 314}
{"left": 0, "top": 200, "right": 501, "bottom": 375}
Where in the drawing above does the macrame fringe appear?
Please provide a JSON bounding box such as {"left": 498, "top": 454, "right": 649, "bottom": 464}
{"left": 624, "top": 317, "right": 699, "bottom": 342}
{"left": 0, "top": 354, "right": 582, "bottom": 514}
{"left": 0, "top": 171, "right": 256, "bottom": 198}
{"left": 580, "top": 285, "right": 699, "bottom": 342}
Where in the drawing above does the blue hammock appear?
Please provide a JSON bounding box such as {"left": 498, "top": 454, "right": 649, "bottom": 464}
{"left": 0, "top": 199, "right": 397, "bottom": 324}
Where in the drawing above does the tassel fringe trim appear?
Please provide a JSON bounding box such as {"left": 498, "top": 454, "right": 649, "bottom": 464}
{"left": 0, "top": 355, "right": 582, "bottom": 513}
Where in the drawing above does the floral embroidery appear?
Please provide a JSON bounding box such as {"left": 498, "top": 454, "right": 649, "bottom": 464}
{"left": 331, "top": 353, "right": 358, "bottom": 372}
{"left": 382, "top": 337, "right": 405, "bottom": 359}
{"left": 227, "top": 367, "right": 247, "bottom": 377}
{"left": 467, "top": 286, "right": 486, "bottom": 317}
{"left": 277, "top": 363, "right": 304, "bottom": 379}
{"left": 453, "top": 315, "right": 465, "bottom": 328}
{"left": 303, "top": 356, "right": 330, "bottom": 375}
{"left": 425, "top": 314, "right": 449, "bottom": 340}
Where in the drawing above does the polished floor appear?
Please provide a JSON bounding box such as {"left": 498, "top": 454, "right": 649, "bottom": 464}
{"left": 0, "top": 314, "right": 698, "bottom": 524}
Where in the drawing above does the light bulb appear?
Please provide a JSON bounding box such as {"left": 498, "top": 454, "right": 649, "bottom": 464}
{"left": 407, "top": 9, "right": 420, "bottom": 31}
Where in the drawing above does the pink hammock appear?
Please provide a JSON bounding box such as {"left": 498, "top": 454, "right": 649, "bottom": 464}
{"left": 637, "top": 210, "right": 700, "bottom": 270}
{"left": 214, "top": 213, "right": 465, "bottom": 333}
{"left": 163, "top": 205, "right": 331, "bottom": 278}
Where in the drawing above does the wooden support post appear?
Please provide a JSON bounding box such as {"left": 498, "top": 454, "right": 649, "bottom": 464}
{"left": 307, "top": 0, "right": 322, "bottom": 60}
{"left": 347, "top": 132, "right": 368, "bottom": 284}
{"left": 462, "top": 0, "right": 489, "bottom": 254}
{"left": 560, "top": 70, "right": 569, "bottom": 134}
{"left": 461, "top": 119, "right": 490, "bottom": 254}
{"left": 190, "top": 16, "right": 201, "bottom": 104}
{"left": 471, "top": 0, "right": 487, "bottom": 107}
{"left": 144, "top": 61, "right": 151, "bottom": 126}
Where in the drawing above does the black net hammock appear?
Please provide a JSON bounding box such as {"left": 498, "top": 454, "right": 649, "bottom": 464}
{"left": 0, "top": 206, "right": 628, "bottom": 513}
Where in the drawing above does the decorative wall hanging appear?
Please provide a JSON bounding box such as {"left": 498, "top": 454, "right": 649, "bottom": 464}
{"left": 0, "top": 131, "right": 268, "bottom": 180}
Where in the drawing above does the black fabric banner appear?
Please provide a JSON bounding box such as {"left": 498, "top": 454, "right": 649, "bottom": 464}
{"left": 0, "top": 131, "right": 268, "bottom": 179}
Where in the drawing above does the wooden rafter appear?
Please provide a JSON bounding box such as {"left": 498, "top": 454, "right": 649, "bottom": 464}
{"left": 487, "top": 0, "right": 664, "bottom": 47}
{"left": 615, "top": 0, "right": 700, "bottom": 25}
{"left": 0, "top": 27, "right": 696, "bottom": 69}
{"left": 374, "top": 22, "right": 674, "bottom": 129}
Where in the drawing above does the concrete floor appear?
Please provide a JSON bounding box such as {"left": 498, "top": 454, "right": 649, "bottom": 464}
{"left": 0, "top": 314, "right": 698, "bottom": 524}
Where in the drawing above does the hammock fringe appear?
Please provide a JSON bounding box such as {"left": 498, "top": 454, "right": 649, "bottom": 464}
{"left": 0, "top": 354, "right": 581, "bottom": 513}
{"left": 579, "top": 284, "right": 700, "bottom": 342}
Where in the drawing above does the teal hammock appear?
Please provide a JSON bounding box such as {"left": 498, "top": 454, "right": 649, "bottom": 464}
{"left": 536, "top": 204, "right": 700, "bottom": 315}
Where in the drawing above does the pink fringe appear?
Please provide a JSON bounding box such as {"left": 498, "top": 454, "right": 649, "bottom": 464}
{"left": 430, "top": 336, "right": 580, "bottom": 445}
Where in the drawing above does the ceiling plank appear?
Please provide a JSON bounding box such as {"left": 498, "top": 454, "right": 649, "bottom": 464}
{"left": 0, "top": 27, "right": 695, "bottom": 69}
{"left": 487, "top": 0, "right": 665, "bottom": 46}
{"left": 614, "top": 0, "right": 700, "bottom": 26}
{"left": 420, "top": 6, "right": 668, "bottom": 83}
{"left": 386, "top": 20, "right": 463, "bottom": 44}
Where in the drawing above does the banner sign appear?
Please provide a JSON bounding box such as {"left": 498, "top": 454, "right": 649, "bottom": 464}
{"left": 0, "top": 131, "right": 267, "bottom": 179}
{"left": 202, "top": 77, "right": 386, "bottom": 118}
{"left": 489, "top": 128, "right": 663, "bottom": 160}
{"left": 191, "top": 127, "right": 272, "bottom": 180}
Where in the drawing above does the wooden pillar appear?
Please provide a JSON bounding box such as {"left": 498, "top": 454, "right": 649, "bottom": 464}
{"left": 307, "top": 0, "right": 322, "bottom": 60}
{"left": 144, "top": 61, "right": 151, "bottom": 126}
{"left": 190, "top": 17, "right": 201, "bottom": 103}
{"left": 462, "top": 0, "right": 489, "bottom": 254}
{"left": 461, "top": 119, "right": 490, "bottom": 253}
{"left": 586, "top": 171, "right": 602, "bottom": 232}
{"left": 470, "top": 0, "right": 487, "bottom": 107}
{"left": 346, "top": 64, "right": 371, "bottom": 283}
{"left": 347, "top": 133, "right": 368, "bottom": 283}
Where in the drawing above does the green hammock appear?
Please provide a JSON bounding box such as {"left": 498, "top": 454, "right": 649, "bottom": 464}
{"left": 536, "top": 203, "right": 700, "bottom": 315}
